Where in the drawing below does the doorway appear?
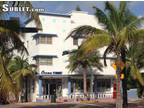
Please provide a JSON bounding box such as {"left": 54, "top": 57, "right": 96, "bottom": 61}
{"left": 50, "top": 84, "right": 56, "bottom": 95}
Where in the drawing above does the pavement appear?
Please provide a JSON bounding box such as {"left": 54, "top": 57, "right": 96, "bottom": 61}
{"left": 0, "top": 100, "right": 144, "bottom": 108}
{"left": 0, "top": 103, "right": 115, "bottom": 108}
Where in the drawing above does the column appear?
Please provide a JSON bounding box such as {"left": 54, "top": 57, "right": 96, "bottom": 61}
{"left": 68, "top": 78, "right": 71, "bottom": 96}
{"left": 38, "top": 78, "right": 42, "bottom": 97}
{"left": 62, "top": 78, "right": 68, "bottom": 97}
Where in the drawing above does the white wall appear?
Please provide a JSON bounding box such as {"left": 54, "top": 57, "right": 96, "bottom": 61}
{"left": 25, "top": 11, "right": 116, "bottom": 99}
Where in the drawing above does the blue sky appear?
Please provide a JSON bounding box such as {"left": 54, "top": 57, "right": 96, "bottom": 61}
{"left": 4, "top": 1, "right": 144, "bottom": 25}
{"left": 31, "top": 1, "right": 144, "bottom": 17}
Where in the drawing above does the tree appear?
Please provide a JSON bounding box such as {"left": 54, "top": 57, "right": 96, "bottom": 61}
{"left": 0, "top": 1, "right": 41, "bottom": 103}
{"left": 126, "top": 36, "right": 144, "bottom": 98}
{"left": 0, "top": 1, "right": 41, "bottom": 29}
{"left": 67, "top": 1, "right": 144, "bottom": 108}
{"left": 8, "top": 56, "right": 36, "bottom": 102}
{"left": 0, "top": 55, "right": 16, "bottom": 104}
{"left": 66, "top": 48, "right": 102, "bottom": 97}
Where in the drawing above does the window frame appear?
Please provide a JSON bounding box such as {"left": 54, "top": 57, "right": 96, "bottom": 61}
{"left": 73, "top": 38, "right": 78, "bottom": 45}
{"left": 36, "top": 36, "right": 52, "bottom": 44}
{"left": 36, "top": 57, "right": 53, "bottom": 66}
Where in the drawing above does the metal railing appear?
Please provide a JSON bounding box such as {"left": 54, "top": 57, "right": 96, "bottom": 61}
{"left": 69, "top": 92, "right": 113, "bottom": 100}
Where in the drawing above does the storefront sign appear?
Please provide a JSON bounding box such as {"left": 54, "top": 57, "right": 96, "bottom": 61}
{"left": 41, "top": 71, "right": 52, "bottom": 75}
{"left": 41, "top": 71, "right": 62, "bottom": 75}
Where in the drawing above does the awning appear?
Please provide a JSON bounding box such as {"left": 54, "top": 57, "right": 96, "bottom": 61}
{"left": 33, "top": 33, "right": 57, "bottom": 38}
{"left": 33, "top": 55, "right": 57, "bottom": 59}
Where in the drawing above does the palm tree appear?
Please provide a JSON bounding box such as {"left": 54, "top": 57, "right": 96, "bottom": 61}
{"left": 126, "top": 36, "right": 144, "bottom": 97}
{"left": 0, "top": 1, "right": 41, "bottom": 103}
{"left": 0, "top": 1, "right": 41, "bottom": 29}
{"left": 67, "top": 48, "right": 102, "bottom": 98}
{"left": 8, "top": 56, "right": 36, "bottom": 102}
{"left": 67, "top": 1, "right": 144, "bottom": 108}
{"left": 0, "top": 55, "right": 16, "bottom": 104}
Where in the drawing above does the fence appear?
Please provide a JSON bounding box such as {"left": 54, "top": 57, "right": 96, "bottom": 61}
{"left": 69, "top": 92, "right": 113, "bottom": 100}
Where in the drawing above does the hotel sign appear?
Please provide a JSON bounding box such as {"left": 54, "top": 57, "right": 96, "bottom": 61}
{"left": 41, "top": 71, "right": 62, "bottom": 75}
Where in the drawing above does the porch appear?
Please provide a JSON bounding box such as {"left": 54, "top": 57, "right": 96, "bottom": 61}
{"left": 36, "top": 92, "right": 113, "bottom": 103}
{"left": 36, "top": 75, "right": 114, "bottom": 102}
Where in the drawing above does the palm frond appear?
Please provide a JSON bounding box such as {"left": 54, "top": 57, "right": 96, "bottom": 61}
{"left": 8, "top": 1, "right": 41, "bottom": 29}
{"left": 80, "top": 33, "right": 111, "bottom": 54}
{"left": 130, "top": 63, "right": 144, "bottom": 86}
{"left": 93, "top": 6, "right": 117, "bottom": 35}
{"left": 105, "top": 1, "right": 120, "bottom": 30}
{"left": 117, "top": 17, "right": 144, "bottom": 48}
{"left": 103, "top": 42, "right": 115, "bottom": 66}
{"left": 119, "top": 1, "right": 127, "bottom": 17}
{"left": 66, "top": 25, "right": 105, "bottom": 40}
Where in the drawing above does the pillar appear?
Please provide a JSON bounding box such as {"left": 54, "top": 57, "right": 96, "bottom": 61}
{"left": 62, "top": 77, "right": 68, "bottom": 97}
{"left": 38, "top": 78, "right": 42, "bottom": 97}
{"left": 68, "top": 78, "right": 71, "bottom": 96}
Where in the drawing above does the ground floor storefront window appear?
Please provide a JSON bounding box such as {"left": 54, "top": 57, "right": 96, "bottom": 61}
{"left": 70, "top": 79, "right": 90, "bottom": 93}
{"left": 36, "top": 76, "right": 113, "bottom": 101}
{"left": 40, "top": 79, "right": 62, "bottom": 98}
{"left": 96, "top": 79, "right": 111, "bottom": 92}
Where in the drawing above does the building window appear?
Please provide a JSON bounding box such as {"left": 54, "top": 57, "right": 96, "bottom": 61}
{"left": 37, "top": 36, "right": 52, "bottom": 44}
{"left": 96, "top": 79, "right": 111, "bottom": 92}
{"left": 73, "top": 38, "right": 78, "bottom": 45}
{"left": 36, "top": 57, "right": 53, "bottom": 65}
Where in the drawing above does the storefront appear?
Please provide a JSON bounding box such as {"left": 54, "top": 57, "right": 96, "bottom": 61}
{"left": 36, "top": 74, "right": 114, "bottom": 101}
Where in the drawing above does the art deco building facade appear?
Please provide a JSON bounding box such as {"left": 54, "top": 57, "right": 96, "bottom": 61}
{"left": 25, "top": 11, "right": 115, "bottom": 102}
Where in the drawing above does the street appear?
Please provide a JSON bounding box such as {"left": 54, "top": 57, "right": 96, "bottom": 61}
{"left": 0, "top": 103, "right": 115, "bottom": 108}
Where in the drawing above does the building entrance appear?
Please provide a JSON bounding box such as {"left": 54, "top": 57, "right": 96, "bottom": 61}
{"left": 42, "top": 79, "right": 62, "bottom": 97}
{"left": 50, "top": 84, "right": 56, "bottom": 95}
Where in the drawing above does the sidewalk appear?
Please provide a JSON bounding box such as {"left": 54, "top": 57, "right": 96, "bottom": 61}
{"left": 0, "top": 99, "right": 144, "bottom": 108}
{"left": 0, "top": 99, "right": 116, "bottom": 108}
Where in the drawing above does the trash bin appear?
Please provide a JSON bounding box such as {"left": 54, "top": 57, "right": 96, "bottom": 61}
{"left": 51, "top": 94, "right": 56, "bottom": 103}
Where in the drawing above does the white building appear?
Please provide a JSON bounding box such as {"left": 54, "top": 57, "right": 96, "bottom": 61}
{"left": 24, "top": 11, "right": 116, "bottom": 102}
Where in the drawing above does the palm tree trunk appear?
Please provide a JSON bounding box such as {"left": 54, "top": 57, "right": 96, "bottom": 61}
{"left": 25, "top": 76, "right": 28, "bottom": 102}
{"left": 83, "top": 67, "right": 87, "bottom": 97}
{"left": 121, "top": 48, "right": 128, "bottom": 108}
{"left": 122, "top": 68, "right": 128, "bottom": 108}
{"left": 116, "top": 59, "right": 123, "bottom": 108}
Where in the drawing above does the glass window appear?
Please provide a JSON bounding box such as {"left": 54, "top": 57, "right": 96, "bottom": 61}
{"left": 96, "top": 79, "right": 111, "bottom": 92}
{"left": 40, "top": 36, "right": 46, "bottom": 44}
{"left": 37, "top": 57, "right": 53, "bottom": 65}
{"left": 37, "top": 36, "right": 52, "bottom": 44}
{"left": 47, "top": 37, "right": 52, "bottom": 44}
{"left": 73, "top": 38, "right": 78, "bottom": 45}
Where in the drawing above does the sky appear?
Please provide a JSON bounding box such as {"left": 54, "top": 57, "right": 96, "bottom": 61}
{"left": 31, "top": 1, "right": 144, "bottom": 17}
{"left": 4, "top": 1, "right": 144, "bottom": 25}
